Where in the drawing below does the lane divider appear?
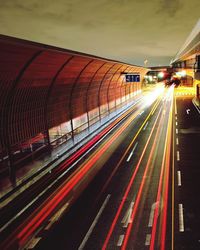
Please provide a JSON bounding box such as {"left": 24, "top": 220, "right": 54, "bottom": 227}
{"left": 149, "top": 86, "right": 174, "bottom": 250}
{"left": 102, "top": 102, "right": 163, "bottom": 250}
{"left": 78, "top": 194, "right": 111, "bottom": 250}
{"left": 96, "top": 97, "right": 161, "bottom": 202}
{"left": 122, "top": 103, "right": 166, "bottom": 250}
{"left": 178, "top": 204, "right": 184, "bottom": 232}
{"left": 126, "top": 142, "right": 138, "bottom": 162}
{"left": 0, "top": 95, "right": 152, "bottom": 249}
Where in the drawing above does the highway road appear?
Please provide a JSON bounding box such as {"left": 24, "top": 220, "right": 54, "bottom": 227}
{"left": 34, "top": 85, "right": 175, "bottom": 250}
{"left": 1, "top": 85, "right": 199, "bottom": 250}
{"left": 173, "top": 89, "right": 200, "bottom": 250}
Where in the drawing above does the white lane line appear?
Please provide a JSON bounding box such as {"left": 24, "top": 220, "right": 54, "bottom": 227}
{"left": 176, "top": 137, "right": 179, "bottom": 145}
{"left": 177, "top": 171, "right": 182, "bottom": 186}
{"left": 45, "top": 202, "right": 70, "bottom": 230}
{"left": 1, "top": 114, "right": 124, "bottom": 232}
{"left": 126, "top": 142, "right": 138, "bottom": 162}
{"left": 117, "top": 235, "right": 124, "bottom": 246}
{"left": 176, "top": 121, "right": 178, "bottom": 126}
{"left": 176, "top": 128, "right": 178, "bottom": 134}
{"left": 121, "top": 201, "right": 135, "bottom": 228}
{"left": 192, "top": 99, "right": 200, "bottom": 114}
{"left": 177, "top": 151, "right": 180, "bottom": 161}
{"left": 27, "top": 237, "right": 42, "bottom": 249}
{"left": 175, "top": 116, "right": 177, "bottom": 120}
{"left": 148, "top": 202, "right": 157, "bottom": 227}
{"left": 145, "top": 234, "right": 151, "bottom": 246}
{"left": 78, "top": 194, "right": 111, "bottom": 250}
{"left": 179, "top": 204, "right": 184, "bottom": 232}
{"left": 143, "top": 121, "right": 149, "bottom": 131}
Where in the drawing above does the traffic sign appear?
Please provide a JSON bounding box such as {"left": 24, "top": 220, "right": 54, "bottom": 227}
{"left": 125, "top": 74, "right": 140, "bottom": 82}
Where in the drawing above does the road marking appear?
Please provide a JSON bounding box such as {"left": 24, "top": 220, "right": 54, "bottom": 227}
{"left": 143, "top": 121, "right": 149, "bottom": 131}
{"left": 176, "top": 137, "right": 179, "bottom": 145}
{"left": 45, "top": 202, "right": 70, "bottom": 230}
{"left": 175, "top": 121, "right": 178, "bottom": 126}
{"left": 78, "top": 194, "right": 111, "bottom": 250}
{"left": 117, "top": 235, "right": 124, "bottom": 246}
{"left": 177, "top": 171, "right": 182, "bottom": 186}
{"left": 172, "top": 103, "right": 175, "bottom": 250}
{"left": 179, "top": 204, "right": 184, "bottom": 232}
{"left": 126, "top": 142, "right": 138, "bottom": 162}
{"left": 176, "top": 128, "right": 178, "bottom": 134}
{"left": 27, "top": 237, "right": 42, "bottom": 249}
{"left": 145, "top": 234, "right": 151, "bottom": 246}
{"left": 177, "top": 151, "right": 180, "bottom": 161}
{"left": 175, "top": 98, "right": 177, "bottom": 115}
{"left": 186, "top": 109, "right": 190, "bottom": 115}
{"left": 192, "top": 99, "right": 200, "bottom": 114}
{"left": 121, "top": 201, "right": 134, "bottom": 228}
{"left": 148, "top": 202, "right": 158, "bottom": 227}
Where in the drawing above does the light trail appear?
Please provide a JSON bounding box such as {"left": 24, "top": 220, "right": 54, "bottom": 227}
{"left": 1, "top": 94, "right": 156, "bottom": 249}
{"left": 16, "top": 108, "right": 141, "bottom": 246}
{"left": 149, "top": 87, "right": 173, "bottom": 250}
{"left": 96, "top": 97, "right": 161, "bottom": 202}
{"left": 160, "top": 94, "right": 173, "bottom": 250}
{"left": 102, "top": 102, "right": 163, "bottom": 250}
{"left": 122, "top": 100, "right": 167, "bottom": 250}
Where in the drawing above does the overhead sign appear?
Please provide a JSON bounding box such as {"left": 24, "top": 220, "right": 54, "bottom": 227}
{"left": 125, "top": 74, "right": 140, "bottom": 82}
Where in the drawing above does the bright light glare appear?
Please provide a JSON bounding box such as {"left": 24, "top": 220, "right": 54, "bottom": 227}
{"left": 158, "top": 72, "right": 164, "bottom": 78}
{"left": 176, "top": 70, "right": 186, "bottom": 77}
{"left": 149, "top": 76, "right": 153, "bottom": 81}
{"left": 143, "top": 86, "right": 165, "bottom": 107}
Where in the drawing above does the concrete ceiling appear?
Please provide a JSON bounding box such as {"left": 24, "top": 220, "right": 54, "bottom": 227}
{"left": 0, "top": 0, "right": 199, "bottom": 66}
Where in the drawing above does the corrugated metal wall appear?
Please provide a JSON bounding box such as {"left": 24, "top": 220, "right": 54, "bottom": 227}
{"left": 0, "top": 35, "right": 148, "bottom": 162}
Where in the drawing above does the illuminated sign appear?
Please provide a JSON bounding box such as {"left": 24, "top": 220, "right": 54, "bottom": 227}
{"left": 125, "top": 74, "right": 140, "bottom": 82}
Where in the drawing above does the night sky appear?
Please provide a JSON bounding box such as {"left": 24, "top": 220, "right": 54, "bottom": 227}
{"left": 0, "top": 0, "right": 199, "bottom": 66}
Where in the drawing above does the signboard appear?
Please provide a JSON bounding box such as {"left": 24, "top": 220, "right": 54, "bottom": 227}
{"left": 125, "top": 74, "right": 140, "bottom": 82}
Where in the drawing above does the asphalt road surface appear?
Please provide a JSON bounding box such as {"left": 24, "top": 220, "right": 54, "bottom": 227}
{"left": 173, "top": 91, "right": 200, "bottom": 250}
{"left": 35, "top": 86, "right": 176, "bottom": 250}
{"left": 2, "top": 86, "right": 199, "bottom": 250}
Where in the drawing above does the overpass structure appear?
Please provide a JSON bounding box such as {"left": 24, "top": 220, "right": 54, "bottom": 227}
{"left": 0, "top": 35, "right": 148, "bottom": 182}
{"left": 171, "top": 19, "right": 200, "bottom": 95}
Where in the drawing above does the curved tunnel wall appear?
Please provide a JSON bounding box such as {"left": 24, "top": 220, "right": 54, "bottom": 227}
{"left": 0, "top": 35, "right": 148, "bottom": 160}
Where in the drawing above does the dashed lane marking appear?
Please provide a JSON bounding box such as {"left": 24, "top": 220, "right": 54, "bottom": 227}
{"left": 121, "top": 201, "right": 134, "bottom": 228}
{"left": 177, "top": 151, "right": 180, "bottom": 161}
{"left": 179, "top": 204, "right": 184, "bottom": 232}
{"left": 117, "top": 235, "right": 124, "bottom": 246}
{"left": 148, "top": 202, "right": 157, "bottom": 227}
{"left": 26, "top": 237, "right": 42, "bottom": 249}
{"left": 78, "top": 194, "right": 111, "bottom": 250}
{"left": 126, "top": 142, "right": 138, "bottom": 162}
{"left": 143, "top": 121, "right": 149, "bottom": 131}
{"left": 145, "top": 234, "right": 151, "bottom": 246}
{"left": 177, "top": 171, "right": 182, "bottom": 186}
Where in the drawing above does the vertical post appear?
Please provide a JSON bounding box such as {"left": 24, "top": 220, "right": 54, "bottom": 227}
{"left": 68, "top": 59, "right": 94, "bottom": 144}
{"left": 107, "top": 65, "right": 123, "bottom": 114}
{"left": 86, "top": 62, "right": 108, "bottom": 131}
{"left": 98, "top": 64, "right": 116, "bottom": 122}
{"left": 44, "top": 56, "right": 74, "bottom": 149}
{"left": 2, "top": 50, "right": 43, "bottom": 183}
